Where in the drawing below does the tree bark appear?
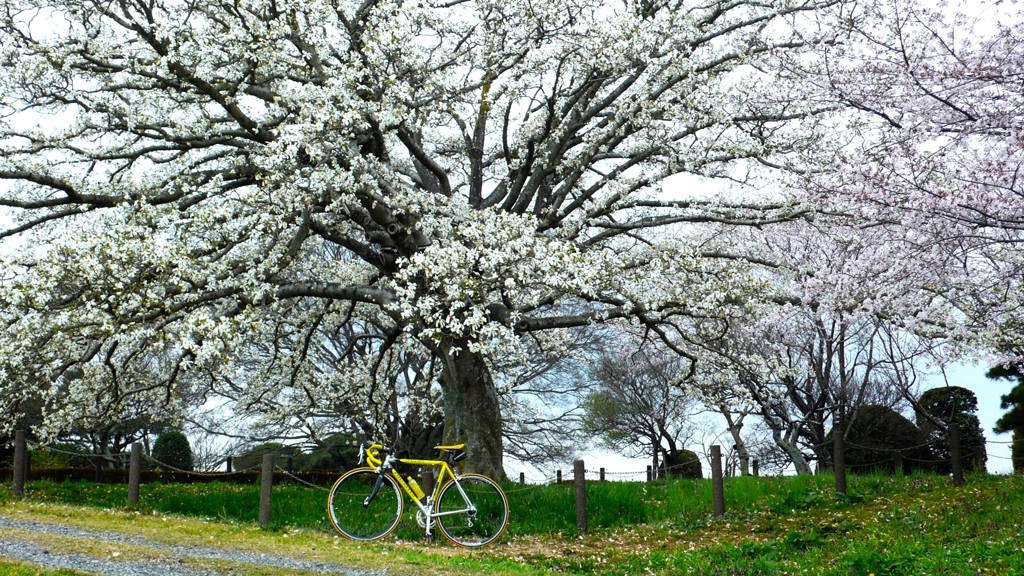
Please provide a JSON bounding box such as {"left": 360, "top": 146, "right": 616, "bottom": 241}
{"left": 773, "top": 428, "right": 812, "bottom": 475}
{"left": 438, "top": 340, "right": 506, "bottom": 481}
{"left": 722, "top": 411, "right": 749, "bottom": 476}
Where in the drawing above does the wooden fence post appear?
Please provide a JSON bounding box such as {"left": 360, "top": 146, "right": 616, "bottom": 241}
{"left": 12, "top": 430, "right": 26, "bottom": 499}
{"left": 752, "top": 459, "right": 759, "bottom": 477}
{"left": 893, "top": 451, "right": 903, "bottom": 476}
{"left": 599, "top": 467, "right": 606, "bottom": 482}
{"left": 711, "top": 445, "right": 725, "bottom": 517}
{"left": 573, "top": 460, "right": 587, "bottom": 533}
{"left": 950, "top": 422, "right": 964, "bottom": 487}
{"left": 519, "top": 471, "right": 525, "bottom": 484}
{"left": 974, "top": 445, "right": 987, "bottom": 473}
{"left": 22, "top": 444, "right": 30, "bottom": 483}
{"left": 94, "top": 454, "right": 104, "bottom": 484}
{"left": 556, "top": 470, "right": 562, "bottom": 485}
{"left": 226, "top": 456, "right": 233, "bottom": 473}
{"left": 259, "top": 454, "right": 274, "bottom": 526}
{"left": 128, "top": 443, "right": 142, "bottom": 504}
{"left": 646, "top": 465, "right": 652, "bottom": 482}
{"left": 834, "top": 416, "right": 847, "bottom": 495}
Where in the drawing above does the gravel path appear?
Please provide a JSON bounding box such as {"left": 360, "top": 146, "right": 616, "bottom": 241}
{"left": 0, "top": 517, "right": 382, "bottom": 576}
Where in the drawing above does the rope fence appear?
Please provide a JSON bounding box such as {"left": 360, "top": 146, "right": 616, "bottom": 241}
{"left": 4, "top": 429, "right": 1022, "bottom": 529}
{"left": 25, "top": 440, "right": 267, "bottom": 476}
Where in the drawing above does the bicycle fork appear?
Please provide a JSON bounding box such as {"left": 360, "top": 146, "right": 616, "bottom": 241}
{"left": 363, "top": 472, "right": 387, "bottom": 508}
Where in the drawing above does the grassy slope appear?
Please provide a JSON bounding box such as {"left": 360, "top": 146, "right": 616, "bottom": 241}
{"left": 1, "top": 473, "right": 1021, "bottom": 575}
{"left": 539, "top": 473, "right": 1024, "bottom": 575}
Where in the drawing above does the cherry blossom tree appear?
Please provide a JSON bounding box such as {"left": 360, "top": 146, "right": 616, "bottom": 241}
{"left": 0, "top": 0, "right": 872, "bottom": 477}
{"left": 696, "top": 305, "right": 932, "bottom": 474}
{"left": 687, "top": 0, "right": 1024, "bottom": 460}
{"left": 582, "top": 343, "right": 699, "bottom": 478}
{"left": 686, "top": 218, "right": 942, "bottom": 474}
{"left": 658, "top": 0, "right": 1024, "bottom": 474}
{"left": 787, "top": 0, "right": 1024, "bottom": 353}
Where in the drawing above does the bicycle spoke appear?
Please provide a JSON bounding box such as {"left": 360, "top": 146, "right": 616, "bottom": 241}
{"left": 434, "top": 474, "right": 508, "bottom": 547}
{"left": 327, "top": 468, "right": 403, "bottom": 541}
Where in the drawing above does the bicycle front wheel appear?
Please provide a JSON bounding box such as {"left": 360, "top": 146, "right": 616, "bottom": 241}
{"left": 434, "top": 473, "right": 509, "bottom": 547}
{"left": 327, "top": 468, "right": 403, "bottom": 541}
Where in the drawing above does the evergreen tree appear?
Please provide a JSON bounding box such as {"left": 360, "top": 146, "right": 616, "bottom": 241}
{"left": 1013, "top": 430, "right": 1024, "bottom": 475}
{"left": 152, "top": 431, "right": 195, "bottom": 472}
{"left": 916, "top": 387, "right": 986, "bottom": 474}
{"left": 985, "top": 365, "right": 1024, "bottom": 474}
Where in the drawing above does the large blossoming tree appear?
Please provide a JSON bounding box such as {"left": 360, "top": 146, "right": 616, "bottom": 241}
{"left": 684, "top": 0, "right": 1024, "bottom": 474}
{"left": 789, "top": 0, "right": 1024, "bottom": 352}
{"left": 0, "top": 0, "right": 866, "bottom": 477}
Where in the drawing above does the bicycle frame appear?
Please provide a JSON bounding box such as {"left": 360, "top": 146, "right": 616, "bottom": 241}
{"left": 328, "top": 441, "right": 508, "bottom": 546}
{"left": 363, "top": 443, "right": 470, "bottom": 536}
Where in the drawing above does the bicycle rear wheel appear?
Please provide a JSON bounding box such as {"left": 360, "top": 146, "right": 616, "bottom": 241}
{"left": 434, "top": 473, "right": 508, "bottom": 547}
{"left": 327, "top": 468, "right": 403, "bottom": 541}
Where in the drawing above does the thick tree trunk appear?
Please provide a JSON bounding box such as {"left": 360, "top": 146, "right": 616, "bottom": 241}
{"left": 772, "top": 428, "right": 812, "bottom": 475}
{"left": 660, "top": 434, "right": 677, "bottom": 478}
{"left": 734, "top": 439, "right": 750, "bottom": 477}
{"left": 437, "top": 340, "right": 507, "bottom": 481}
{"left": 722, "top": 411, "right": 749, "bottom": 476}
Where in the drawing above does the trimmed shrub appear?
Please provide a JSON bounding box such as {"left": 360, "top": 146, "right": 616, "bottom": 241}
{"left": 662, "top": 449, "right": 702, "bottom": 479}
{"left": 31, "top": 444, "right": 81, "bottom": 468}
{"left": 305, "top": 434, "right": 362, "bottom": 472}
{"left": 827, "top": 405, "right": 928, "bottom": 475}
{"left": 152, "top": 430, "right": 195, "bottom": 471}
{"left": 232, "top": 442, "right": 309, "bottom": 472}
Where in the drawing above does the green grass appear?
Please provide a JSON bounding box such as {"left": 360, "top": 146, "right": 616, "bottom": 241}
{"left": 7, "top": 473, "right": 840, "bottom": 536}
{"left": 0, "top": 560, "right": 91, "bottom": 576}
{"left": 2, "top": 472, "right": 1022, "bottom": 575}
{"left": 7, "top": 480, "right": 331, "bottom": 529}
{"left": 507, "top": 473, "right": 843, "bottom": 534}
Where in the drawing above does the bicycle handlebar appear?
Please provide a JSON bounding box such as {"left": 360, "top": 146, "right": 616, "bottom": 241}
{"left": 363, "top": 443, "right": 385, "bottom": 469}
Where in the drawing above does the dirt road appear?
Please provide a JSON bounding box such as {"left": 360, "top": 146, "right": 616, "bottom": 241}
{"left": 0, "top": 516, "right": 380, "bottom": 576}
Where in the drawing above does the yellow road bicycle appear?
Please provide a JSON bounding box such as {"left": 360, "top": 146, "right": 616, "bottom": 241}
{"left": 327, "top": 442, "right": 509, "bottom": 547}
